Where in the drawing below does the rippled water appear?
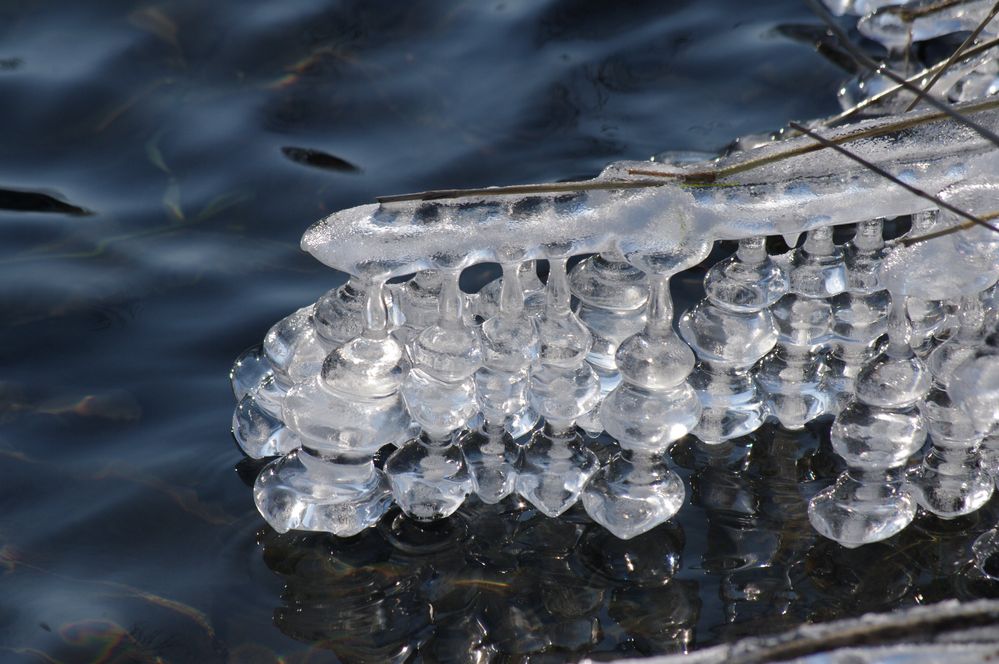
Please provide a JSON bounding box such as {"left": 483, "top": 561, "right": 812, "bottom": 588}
{"left": 3, "top": 1, "right": 998, "bottom": 661}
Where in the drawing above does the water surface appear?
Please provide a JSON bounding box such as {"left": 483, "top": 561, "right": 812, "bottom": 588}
{"left": 2, "top": 1, "right": 996, "bottom": 661}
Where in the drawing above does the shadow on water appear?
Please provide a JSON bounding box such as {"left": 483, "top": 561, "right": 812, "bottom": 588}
{"left": 2, "top": 0, "right": 990, "bottom": 661}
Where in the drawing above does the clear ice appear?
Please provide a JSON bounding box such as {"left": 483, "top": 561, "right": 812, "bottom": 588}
{"left": 235, "top": 28, "right": 999, "bottom": 541}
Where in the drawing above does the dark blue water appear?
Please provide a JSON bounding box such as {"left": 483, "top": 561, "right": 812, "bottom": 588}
{"left": 3, "top": 1, "right": 998, "bottom": 661}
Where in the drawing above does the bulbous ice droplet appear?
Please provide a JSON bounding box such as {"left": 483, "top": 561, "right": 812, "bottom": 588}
{"left": 537, "top": 301, "right": 593, "bottom": 368}
{"left": 809, "top": 297, "right": 929, "bottom": 546}
{"left": 703, "top": 239, "right": 787, "bottom": 312}
{"left": 389, "top": 269, "right": 481, "bottom": 521}
{"left": 394, "top": 270, "right": 444, "bottom": 344}
{"left": 759, "top": 228, "right": 840, "bottom": 429}
{"left": 589, "top": 248, "right": 707, "bottom": 539}
{"left": 600, "top": 383, "right": 700, "bottom": 453}
{"left": 232, "top": 388, "right": 301, "bottom": 458}
{"left": 313, "top": 278, "right": 371, "bottom": 347}
{"left": 517, "top": 424, "right": 598, "bottom": 517}
{"left": 570, "top": 252, "right": 648, "bottom": 368}
{"left": 680, "top": 237, "right": 785, "bottom": 443}
{"left": 911, "top": 296, "right": 993, "bottom": 518}
{"left": 808, "top": 469, "right": 916, "bottom": 548}
{"left": 830, "top": 400, "right": 926, "bottom": 469}
{"left": 254, "top": 281, "right": 407, "bottom": 535}
{"left": 679, "top": 304, "right": 777, "bottom": 366}
{"left": 911, "top": 387, "right": 993, "bottom": 518}
{"left": 474, "top": 261, "right": 540, "bottom": 436}
{"left": 460, "top": 423, "right": 521, "bottom": 504}
{"left": 615, "top": 331, "right": 695, "bottom": 391}
{"left": 233, "top": 372, "right": 303, "bottom": 458}
{"left": 263, "top": 306, "right": 328, "bottom": 387}
{"left": 828, "top": 220, "right": 890, "bottom": 411}
{"left": 529, "top": 364, "right": 601, "bottom": 429}
{"left": 583, "top": 452, "right": 684, "bottom": 539}
{"left": 402, "top": 369, "right": 477, "bottom": 440}
{"left": 385, "top": 434, "right": 473, "bottom": 520}
{"left": 570, "top": 252, "right": 649, "bottom": 435}
{"left": 254, "top": 449, "right": 393, "bottom": 535}
{"left": 853, "top": 350, "right": 930, "bottom": 409}
{"left": 950, "top": 337, "right": 999, "bottom": 433}
{"left": 229, "top": 344, "right": 271, "bottom": 401}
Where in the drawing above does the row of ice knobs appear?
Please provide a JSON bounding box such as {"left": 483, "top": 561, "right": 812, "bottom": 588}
{"left": 232, "top": 217, "right": 999, "bottom": 545}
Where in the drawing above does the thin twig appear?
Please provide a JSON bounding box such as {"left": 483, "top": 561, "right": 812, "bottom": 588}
{"left": 828, "top": 36, "right": 999, "bottom": 125}
{"left": 376, "top": 179, "right": 670, "bottom": 204}
{"left": 806, "top": 0, "right": 999, "bottom": 148}
{"left": 788, "top": 121, "right": 999, "bottom": 245}
{"left": 377, "top": 97, "right": 999, "bottom": 203}
{"left": 904, "top": 1, "right": 999, "bottom": 112}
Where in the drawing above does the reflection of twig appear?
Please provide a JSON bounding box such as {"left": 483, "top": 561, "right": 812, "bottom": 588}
{"left": 788, "top": 121, "right": 999, "bottom": 244}
{"left": 0, "top": 550, "right": 215, "bottom": 639}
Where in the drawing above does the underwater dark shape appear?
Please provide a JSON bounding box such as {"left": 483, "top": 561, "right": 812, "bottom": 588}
{"left": 0, "top": 187, "right": 91, "bottom": 216}
{"left": 280, "top": 146, "right": 362, "bottom": 174}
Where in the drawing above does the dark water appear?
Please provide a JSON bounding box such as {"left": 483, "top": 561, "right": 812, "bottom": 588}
{"left": 3, "top": 1, "right": 998, "bottom": 661}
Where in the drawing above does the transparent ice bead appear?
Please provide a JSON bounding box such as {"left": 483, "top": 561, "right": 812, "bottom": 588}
{"left": 599, "top": 383, "right": 700, "bottom": 454}
{"left": 385, "top": 433, "right": 473, "bottom": 521}
{"left": 687, "top": 363, "right": 765, "bottom": 443}
{"left": 537, "top": 304, "right": 593, "bottom": 369}
{"left": 263, "top": 306, "right": 328, "bottom": 387}
{"left": 830, "top": 400, "right": 926, "bottom": 469}
{"left": 529, "top": 363, "right": 601, "bottom": 426}
{"left": 480, "top": 312, "right": 538, "bottom": 374}
{"left": 474, "top": 367, "right": 530, "bottom": 426}
{"left": 702, "top": 247, "right": 787, "bottom": 313}
{"left": 615, "top": 329, "right": 695, "bottom": 391}
{"left": 408, "top": 319, "right": 481, "bottom": 383}
{"left": 911, "top": 387, "right": 993, "bottom": 518}
{"left": 516, "top": 424, "right": 599, "bottom": 517}
{"left": 570, "top": 252, "right": 648, "bottom": 369}
{"left": 474, "top": 261, "right": 545, "bottom": 321}
{"left": 283, "top": 334, "right": 411, "bottom": 455}
{"left": 854, "top": 348, "right": 931, "bottom": 409}
{"left": 809, "top": 311, "right": 930, "bottom": 547}
{"left": 402, "top": 368, "right": 478, "bottom": 440}
{"left": 282, "top": 382, "right": 410, "bottom": 458}
{"left": 756, "top": 345, "right": 827, "bottom": 430}
{"left": 254, "top": 449, "right": 393, "bottom": 535}
{"left": 233, "top": 373, "right": 302, "bottom": 458}
{"left": 828, "top": 290, "right": 891, "bottom": 409}
{"left": 679, "top": 303, "right": 777, "bottom": 366}
{"left": 582, "top": 451, "right": 684, "bottom": 539}
{"left": 949, "top": 338, "right": 999, "bottom": 433}
{"left": 232, "top": 388, "right": 301, "bottom": 458}
{"left": 313, "top": 279, "right": 370, "bottom": 346}
{"left": 906, "top": 298, "right": 947, "bottom": 357}
{"left": 460, "top": 423, "right": 521, "bottom": 504}
{"left": 807, "top": 469, "right": 917, "bottom": 548}
{"left": 770, "top": 294, "right": 833, "bottom": 348}
{"left": 787, "top": 227, "right": 846, "bottom": 299}
{"left": 394, "top": 270, "right": 444, "bottom": 344}
{"left": 230, "top": 344, "right": 271, "bottom": 401}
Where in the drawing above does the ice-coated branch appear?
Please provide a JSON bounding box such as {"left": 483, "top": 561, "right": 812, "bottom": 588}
{"left": 302, "top": 99, "right": 999, "bottom": 280}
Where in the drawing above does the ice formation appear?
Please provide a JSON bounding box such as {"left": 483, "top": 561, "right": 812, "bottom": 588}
{"left": 232, "top": 2, "right": 999, "bottom": 545}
